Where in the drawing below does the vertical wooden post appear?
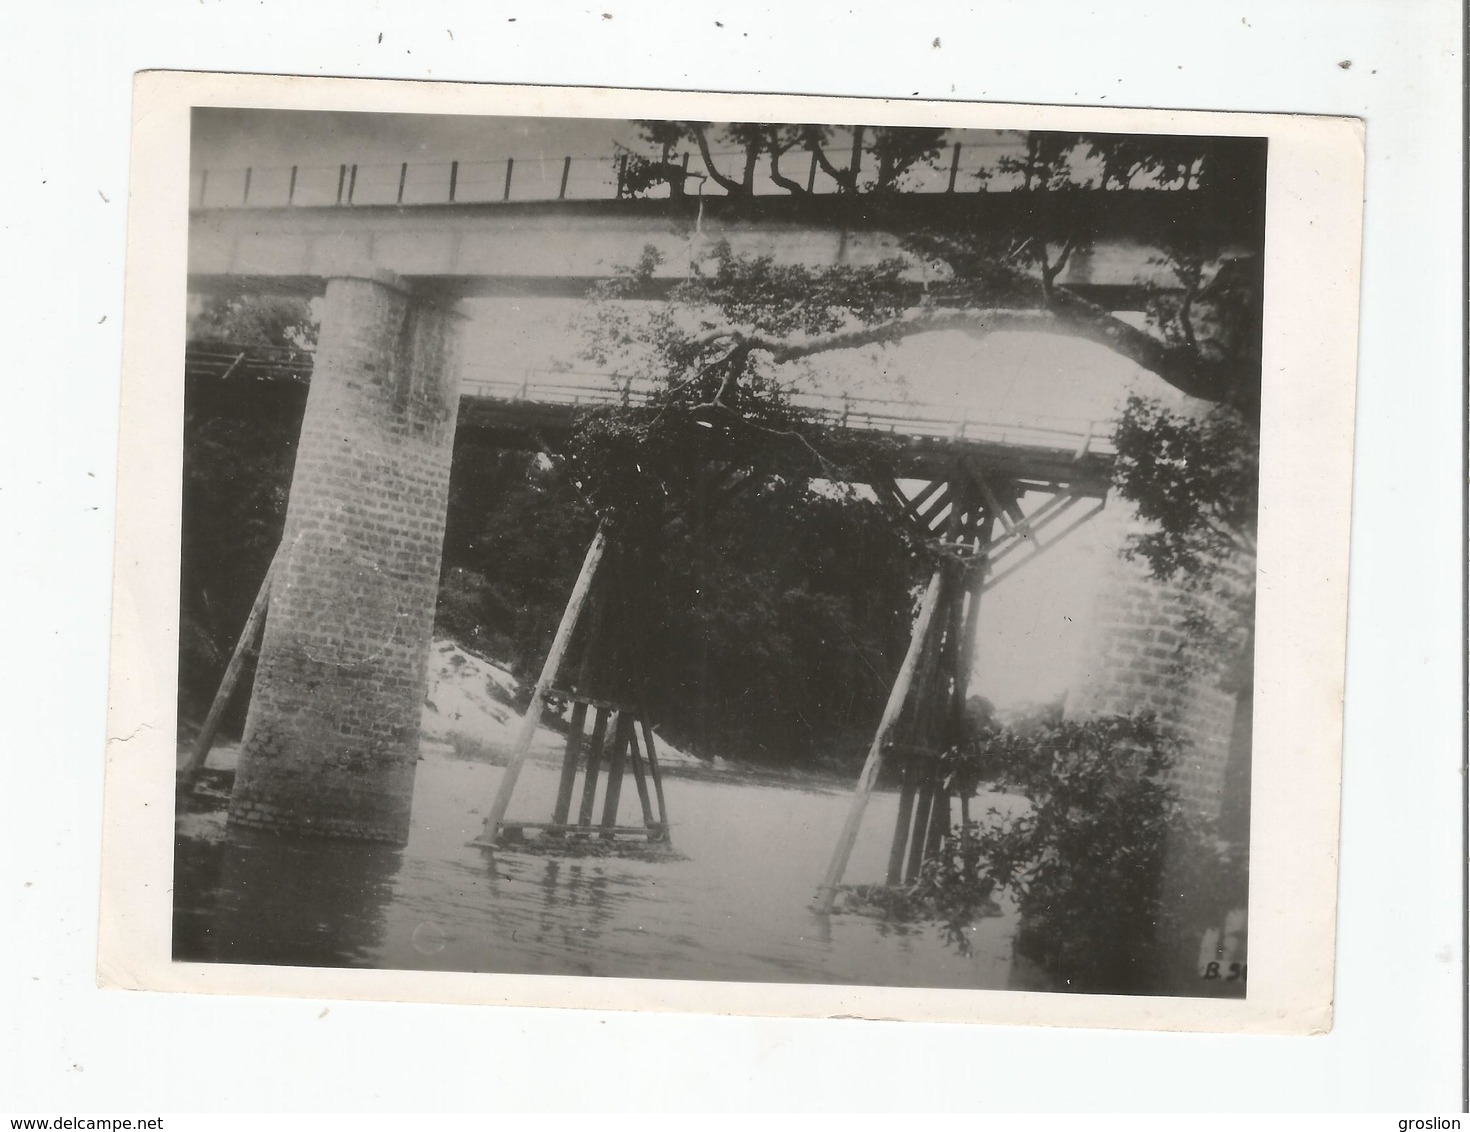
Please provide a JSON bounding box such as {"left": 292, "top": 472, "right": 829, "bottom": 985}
{"left": 923, "top": 773, "right": 950, "bottom": 865}
{"left": 625, "top": 722, "right": 656, "bottom": 828}
{"left": 806, "top": 149, "right": 819, "bottom": 192}
{"left": 847, "top": 125, "right": 865, "bottom": 191}
{"left": 578, "top": 707, "right": 610, "bottom": 827}
{"left": 905, "top": 760, "right": 937, "bottom": 883}
{"left": 558, "top": 155, "right": 572, "bottom": 199}
{"left": 448, "top": 160, "right": 459, "bottom": 202}
{"left": 335, "top": 164, "right": 346, "bottom": 205}
{"left": 179, "top": 554, "right": 277, "bottom": 785}
{"left": 347, "top": 164, "right": 358, "bottom": 205}
{"left": 885, "top": 760, "right": 917, "bottom": 885}
{"left": 397, "top": 162, "right": 408, "bottom": 204}
{"left": 287, "top": 165, "right": 298, "bottom": 205}
{"left": 638, "top": 716, "right": 669, "bottom": 833}
{"left": 947, "top": 143, "right": 963, "bottom": 192}
{"left": 242, "top": 166, "right": 252, "bottom": 205}
{"left": 600, "top": 712, "right": 631, "bottom": 829}
{"left": 814, "top": 568, "right": 944, "bottom": 913}
{"left": 503, "top": 157, "right": 515, "bottom": 201}
{"left": 551, "top": 701, "right": 589, "bottom": 827}
{"left": 479, "top": 524, "right": 608, "bottom": 844}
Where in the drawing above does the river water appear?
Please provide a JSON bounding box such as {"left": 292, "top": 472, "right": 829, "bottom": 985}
{"left": 175, "top": 747, "right": 1030, "bottom": 990}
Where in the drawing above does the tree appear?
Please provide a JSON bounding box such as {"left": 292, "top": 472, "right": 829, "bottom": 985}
{"left": 585, "top": 122, "right": 1265, "bottom": 724}
{"left": 625, "top": 122, "right": 950, "bottom": 198}
{"left": 611, "top": 127, "right": 1265, "bottom": 421}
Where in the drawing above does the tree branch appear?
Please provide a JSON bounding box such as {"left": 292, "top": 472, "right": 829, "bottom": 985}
{"left": 688, "top": 401, "right": 838, "bottom": 472}
{"left": 808, "top": 138, "right": 853, "bottom": 192}
{"left": 767, "top": 131, "right": 808, "bottom": 195}
{"left": 683, "top": 294, "right": 1251, "bottom": 412}
{"left": 689, "top": 123, "right": 745, "bottom": 196}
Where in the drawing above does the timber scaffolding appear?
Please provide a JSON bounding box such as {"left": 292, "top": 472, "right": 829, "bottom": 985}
{"left": 469, "top": 524, "right": 672, "bottom": 850}
{"left": 812, "top": 459, "right": 1105, "bottom": 913}
{"left": 468, "top": 446, "right": 1107, "bottom": 904}
{"left": 471, "top": 457, "right": 772, "bottom": 851}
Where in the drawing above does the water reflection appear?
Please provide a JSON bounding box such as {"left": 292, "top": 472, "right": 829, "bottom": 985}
{"left": 174, "top": 749, "right": 1022, "bottom": 990}
{"left": 174, "top": 819, "right": 400, "bottom": 969}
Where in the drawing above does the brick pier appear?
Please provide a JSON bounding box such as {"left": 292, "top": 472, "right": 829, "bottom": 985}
{"left": 229, "top": 272, "right": 464, "bottom": 844}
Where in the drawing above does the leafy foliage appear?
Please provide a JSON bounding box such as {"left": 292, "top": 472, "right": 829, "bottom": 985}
{"left": 908, "top": 713, "right": 1242, "bottom": 993}
{"left": 1112, "top": 394, "right": 1259, "bottom": 585}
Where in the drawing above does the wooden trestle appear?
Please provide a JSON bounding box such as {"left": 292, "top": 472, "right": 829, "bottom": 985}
{"left": 472, "top": 459, "right": 769, "bottom": 850}
{"left": 471, "top": 523, "right": 673, "bottom": 848}
{"left": 813, "top": 458, "right": 1105, "bottom": 913}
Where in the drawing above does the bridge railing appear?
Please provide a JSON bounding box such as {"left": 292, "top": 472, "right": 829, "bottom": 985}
{"left": 189, "top": 137, "right": 1047, "bottom": 210}
{"left": 185, "top": 347, "right": 1115, "bottom": 457}
{"left": 461, "top": 368, "right": 1116, "bottom": 457}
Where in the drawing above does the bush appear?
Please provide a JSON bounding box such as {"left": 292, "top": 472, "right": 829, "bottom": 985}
{"left": 913, "top": 712, "right": 1240, "bottom": 994}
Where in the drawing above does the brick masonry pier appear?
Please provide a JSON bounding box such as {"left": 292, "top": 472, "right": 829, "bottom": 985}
{"left": 1064, "top": 502, "right": 1250, "bottom": 824}
{"left": 229, "top": 272, "right": 464, "bottom": 844}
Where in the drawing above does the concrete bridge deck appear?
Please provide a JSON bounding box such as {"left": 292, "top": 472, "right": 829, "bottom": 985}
{"left": 187, "top": 189, "right": 1260, "bottom": 308}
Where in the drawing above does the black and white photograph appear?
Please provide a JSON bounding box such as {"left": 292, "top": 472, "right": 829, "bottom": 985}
{"left": 99, "top": 74, "right": 1362, "bottom": 1033}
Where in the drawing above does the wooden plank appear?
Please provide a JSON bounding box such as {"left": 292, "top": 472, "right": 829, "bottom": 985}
{"left": 813, "top": 567, "right": 945, "bottom": 913}
{"left": 546, "top": 689, "right": 638, "bottom": 714}
{"left": 600, "top": 712, "right": 632, "bottom": 828}
{"left": 491, "top": 821, "right": 667, "bottom": 839}
{"left": 578, "top": 706, "right": 610, "bottom": 827}
{"left": 479, "top": 523, "right": 608, "bottom": 844}
{"left": 551, "top": 701, "right": 588, "bottom": 827}
{"left": 179, "top": 552, "right": 278, "bottom": 785}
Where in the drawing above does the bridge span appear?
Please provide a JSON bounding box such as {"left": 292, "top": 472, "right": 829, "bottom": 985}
{"left": 187, "top": 182, "right": 1178, "bottom": 846}
{"left": 187, "top": 188, "right": 1258, "bottom": 308}
{"left": 186, "top": 344, "right": 1116, "bottom": 495}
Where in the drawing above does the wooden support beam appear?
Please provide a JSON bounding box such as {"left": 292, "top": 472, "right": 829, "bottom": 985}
{"left": 479, "top": 523, "right": 608, "bottom": 845}
{"left": 898, "top": 477, "right": 945, "bottom": 521}
{"left": 578, "top": 706, "right": 610, "bottom": 827}
{"left": 638, "top": 715, "right": 670, "bottom": 834}
{"left": 551, "top": 701, "right": 588, "bottom": 827}
{"left": 981, "top": 489, "right": 1080, "bottom": 567}
{"left": 924, "top": 781, "right": 951, "bottom": 864}
{"left": 625, "top": 718, "right": 656, "bottom": 828}
{"left": 600, "top": 712, "right": 632, "bottom": 828}
{"left": 814, "top": 568, "right": 944, "bottom": 913}
{"left": 885, "top": 760, "right": 918, "bottom": 886}
{"left": 917, "top": 487, "right": 953, "bottom": 531}
{"left": 981, "top": 498, "right": 1106, "bottom": 594}
{"left": 969, "top": 466, "right": 1017, "bottom": 536}
{"left": 179, "top": 552, "right": 278, "bottom": 786}
{"left": 905, "top": 760, "right": 937, "bottom": 884}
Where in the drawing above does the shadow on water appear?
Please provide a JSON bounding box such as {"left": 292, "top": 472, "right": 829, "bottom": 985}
{"left": 174, "top": 817, "right": 401, "bottom": 969}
